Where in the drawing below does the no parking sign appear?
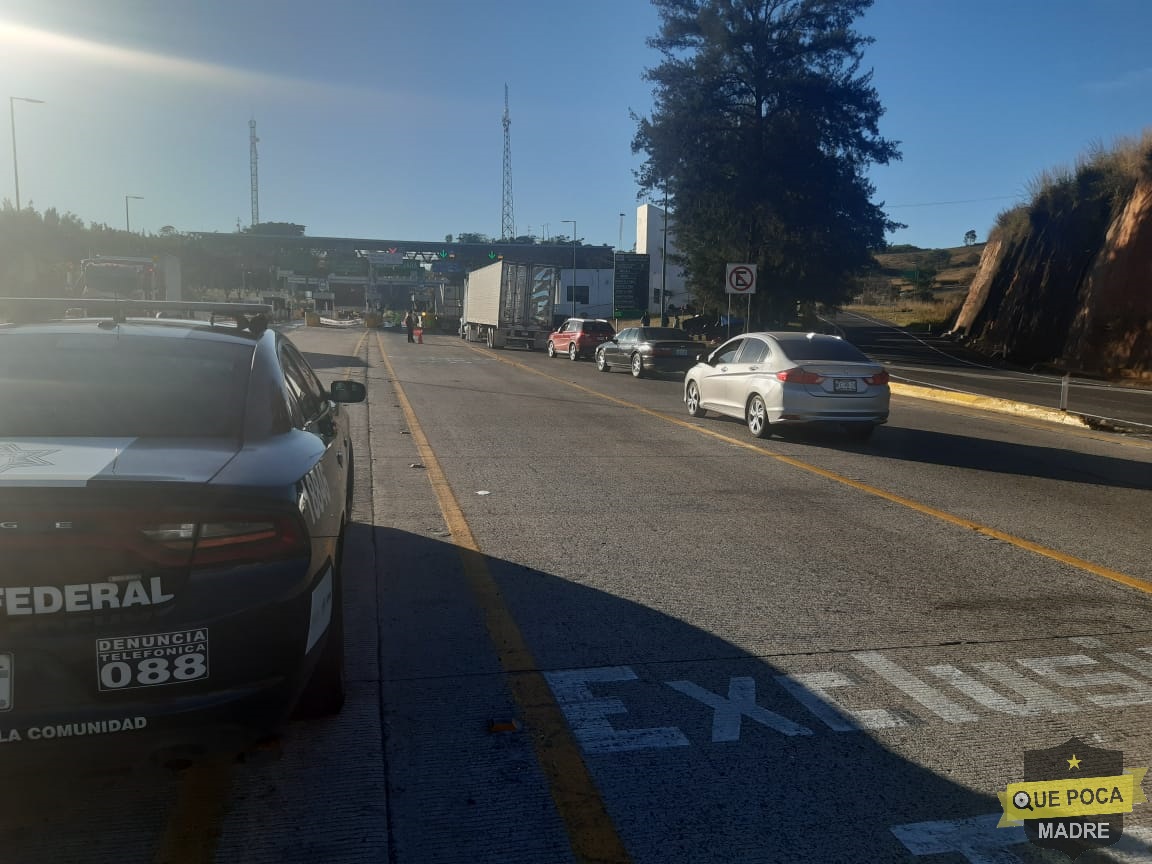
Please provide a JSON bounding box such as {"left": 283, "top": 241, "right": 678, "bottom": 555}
{"left": 725, "top": 263, "right": 757, "bottom": 294}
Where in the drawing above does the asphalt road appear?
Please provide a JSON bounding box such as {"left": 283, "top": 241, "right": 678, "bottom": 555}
{"left": 831, "top": 309, "right": 1152, "bottom": 430}
{"left": 5, "top": 324, "right": 1152, "bottom": 863}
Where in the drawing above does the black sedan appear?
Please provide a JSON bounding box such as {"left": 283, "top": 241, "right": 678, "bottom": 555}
{"left": 595, "top": 327, "right": 702, "bottom": 378}
{"left": 0, "top": 300, "right": 365, "bottom": 765}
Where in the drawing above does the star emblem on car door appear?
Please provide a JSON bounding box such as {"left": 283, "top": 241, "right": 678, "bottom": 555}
{"left": 0, "top": 443, "right": 61, "bottom": 473}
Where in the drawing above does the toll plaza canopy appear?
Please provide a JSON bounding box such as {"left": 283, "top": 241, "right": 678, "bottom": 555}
{"left": 190, "top": 233, "right": 616, "bottom": 272}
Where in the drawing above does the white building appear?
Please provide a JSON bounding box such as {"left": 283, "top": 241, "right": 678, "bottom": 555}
{"left": 636, "top": 204, "right": 690, "bottom": 314}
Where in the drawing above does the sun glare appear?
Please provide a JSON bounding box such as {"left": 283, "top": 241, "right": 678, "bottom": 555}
{"left": 0, "top": 17, "right": 345, "bottom": 98}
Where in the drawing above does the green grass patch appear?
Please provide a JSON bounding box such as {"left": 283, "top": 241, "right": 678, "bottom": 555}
{"left": 847, "top": 296, "right": 964, "bottom": 331}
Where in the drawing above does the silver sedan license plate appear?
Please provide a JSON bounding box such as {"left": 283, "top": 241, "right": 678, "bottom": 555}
{"left": 833, "top": 379, "right": 858, "bottom": 393}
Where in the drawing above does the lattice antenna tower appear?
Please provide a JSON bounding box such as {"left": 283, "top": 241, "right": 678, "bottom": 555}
{"left": 501, "top": 85, "right": 515, "bottom": 240}
{"left": 249, "top": 118, "right": 260, "bottom": 228}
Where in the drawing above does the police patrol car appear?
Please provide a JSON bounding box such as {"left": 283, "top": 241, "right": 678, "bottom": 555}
{"left": 0, "top": 299, "right": 365, "bottom": 762}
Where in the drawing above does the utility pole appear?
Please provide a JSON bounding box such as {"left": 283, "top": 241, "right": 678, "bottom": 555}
{"left": 9, "top": 96, "right": 44, "bottom": 211}
{"left": 501, "top": 85, "right": 515, "bottom": 240}
{"left": 125, "top": 195, "right": 143, "bottom": 232}
{"left": 562, "top": 219, "right": 576, "bottom": 318}
{"left": 250, "top": 118, "right": 260, "bottom": 228}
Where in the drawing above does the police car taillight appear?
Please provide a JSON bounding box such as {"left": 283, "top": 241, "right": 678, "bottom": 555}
{"left": 141, "top": 523, "right": 196, "bottom": 546}
{"left": 141, "top": 516, "right": 307, "bottom": 565}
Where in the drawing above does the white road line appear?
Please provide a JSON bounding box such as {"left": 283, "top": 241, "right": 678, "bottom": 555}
{"left": 544, "top": 667, "right": 690, "bottom": 753}
{"left": 666, "top": 678, "right": 813, "bottom": 740}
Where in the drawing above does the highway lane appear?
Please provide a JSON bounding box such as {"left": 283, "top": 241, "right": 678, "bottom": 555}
{"left": 831, "top": 309, "right": 1152, "bottom": 430}
{"left": 5, "top": 324, "right": 1152, "bottom": 863}
{"left": 354, "top": 328, "right": 1152, "bottom": 862}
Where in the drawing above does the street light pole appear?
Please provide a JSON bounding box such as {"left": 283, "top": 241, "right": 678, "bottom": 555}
{"left": 125, "top": 195, "right": 143, "bottom": 232}
{"left": 561, "top": 219, "right": 576, "bottom": 319}
{"left": 660, "top": 186, "right": 669, "bottom": 325}
{"left": 9, "top": 96, "right": 44, "bottom": 212}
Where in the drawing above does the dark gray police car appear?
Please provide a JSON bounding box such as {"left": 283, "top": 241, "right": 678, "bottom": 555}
{"left": 0, "top": 300, "right": 365, "bottom": 764}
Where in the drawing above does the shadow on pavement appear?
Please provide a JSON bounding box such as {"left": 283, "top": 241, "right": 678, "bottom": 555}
{"left": 783, "top": 424, "right": 1151, "bottom": 491}
{"left": 10, "top": 524, "right": 1152, "bottom": 863}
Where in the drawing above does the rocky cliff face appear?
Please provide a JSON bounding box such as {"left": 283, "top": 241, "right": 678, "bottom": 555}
{"left": 1065, "top": 179, "right": 1152, "bottom": 375}
{"left": 954, "top": 178, "right": 1152, "bottom": 377}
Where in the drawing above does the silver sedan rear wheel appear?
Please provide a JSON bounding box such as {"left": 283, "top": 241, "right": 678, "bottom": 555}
{"left": 630, "top": 353, "right": 644, "bottom": 378}
{"left": 746, "top": 394, "right": 771, "bottom": 438}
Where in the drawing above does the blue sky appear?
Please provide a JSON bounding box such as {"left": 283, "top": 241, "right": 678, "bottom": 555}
{"left": 2, "top": 0, "right": 1151, "bottom": 251}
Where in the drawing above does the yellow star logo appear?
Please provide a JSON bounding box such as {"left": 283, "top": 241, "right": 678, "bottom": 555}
{"left": 1068, "top": 754, "right": 1082, "bottom": 770}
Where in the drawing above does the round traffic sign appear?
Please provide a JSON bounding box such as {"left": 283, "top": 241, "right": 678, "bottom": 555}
{"left": 728, "top": 266, "right": 755, "bottom": 292}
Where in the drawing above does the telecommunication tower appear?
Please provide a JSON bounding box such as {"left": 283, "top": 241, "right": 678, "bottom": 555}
{"left": 249, "top": 118, "right": 260, "bottom": 228}
{"left": 501, "top": 85, "right": 515, "bottom": 240}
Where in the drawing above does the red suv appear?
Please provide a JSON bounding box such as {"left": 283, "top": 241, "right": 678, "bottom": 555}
{"left": 547, "top": 318, "right": 616, "bottom": 360}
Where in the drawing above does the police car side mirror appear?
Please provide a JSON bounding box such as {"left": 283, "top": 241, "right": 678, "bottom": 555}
{"left": 330, "top": 380, "right": 366, "bottom": 404}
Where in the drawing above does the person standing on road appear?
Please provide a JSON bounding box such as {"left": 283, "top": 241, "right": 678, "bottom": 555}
{"left": 641, "top": 311, "right": 651, "bottom": 327}
{"left": 404, "top": 310, "right": 415, "bottom": 343}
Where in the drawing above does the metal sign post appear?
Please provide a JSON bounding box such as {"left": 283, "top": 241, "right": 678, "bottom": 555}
{"left": 724, "top": 263, "right": 757, "bottom": 341}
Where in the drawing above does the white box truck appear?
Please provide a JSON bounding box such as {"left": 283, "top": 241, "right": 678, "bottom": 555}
{"left": 460, "top": 261, "right": 558, "bottom": 350}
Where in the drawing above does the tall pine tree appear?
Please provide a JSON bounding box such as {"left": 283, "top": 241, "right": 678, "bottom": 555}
{"left": 633, "top": 0, "right": 902, "bottom": 323}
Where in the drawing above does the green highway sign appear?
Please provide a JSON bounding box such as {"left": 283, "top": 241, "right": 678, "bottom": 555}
{"left": 613, "top": 253, "right": 650, "bottom": 317}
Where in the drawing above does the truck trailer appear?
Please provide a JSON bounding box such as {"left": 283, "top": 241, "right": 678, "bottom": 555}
{"left": 460, "top": 260, "right": 557, "bottom": 350}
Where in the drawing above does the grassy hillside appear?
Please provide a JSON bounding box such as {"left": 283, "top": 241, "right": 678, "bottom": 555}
{"left": 845, "top": 244, "right": 984, "bottom": 329}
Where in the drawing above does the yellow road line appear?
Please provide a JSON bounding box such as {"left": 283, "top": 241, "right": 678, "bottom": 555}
{"left": 375, "top": 333, "right": 631, "bottom": 864}
{"left": 345, "top": 329, "right": 370, "bottom": 378}
{"left": 154, "top": 327, "right": 371, "bottom": 864}
{"left": 466, "top": 342, "right": 1152, "bottom": 597}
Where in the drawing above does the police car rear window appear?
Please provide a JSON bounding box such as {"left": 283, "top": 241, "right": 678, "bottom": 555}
{"left": 0, "top": 334, "right": 253, "bottom": 437}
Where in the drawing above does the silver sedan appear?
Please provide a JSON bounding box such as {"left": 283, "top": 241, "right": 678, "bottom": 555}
{"left": 683, "top": 332, "right": 890, "bottom": 441}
